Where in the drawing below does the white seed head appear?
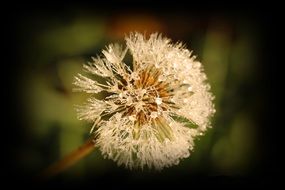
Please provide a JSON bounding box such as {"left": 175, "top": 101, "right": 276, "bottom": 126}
{"left": 74, "top": 32, "right": 215, "bottom": 170}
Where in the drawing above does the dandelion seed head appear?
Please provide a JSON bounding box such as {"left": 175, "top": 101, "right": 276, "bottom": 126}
{"left": 74, "top": 32, "right": 215, "bottom": 170}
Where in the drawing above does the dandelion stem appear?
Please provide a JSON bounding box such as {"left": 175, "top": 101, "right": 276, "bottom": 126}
{"left": 40, "top": 138, "right": 95, "bottom": 180}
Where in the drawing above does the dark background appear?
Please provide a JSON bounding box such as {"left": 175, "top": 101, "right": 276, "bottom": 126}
{"left": 5, "top": 2, "right": 277, "bottom": 189}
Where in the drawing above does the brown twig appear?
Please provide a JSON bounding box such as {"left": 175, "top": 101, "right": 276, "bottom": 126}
{"left": 39, "top": 138, "right": 95, "bottom": 180}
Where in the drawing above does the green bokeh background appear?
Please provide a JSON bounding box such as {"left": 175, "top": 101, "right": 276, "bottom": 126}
{"left": 12, "top": 7, "right": 268, "bottom": 185}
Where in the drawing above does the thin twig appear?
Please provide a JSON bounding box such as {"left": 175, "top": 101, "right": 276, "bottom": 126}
{"left": 39, "top": 138, "right": 95, "bottom": 180}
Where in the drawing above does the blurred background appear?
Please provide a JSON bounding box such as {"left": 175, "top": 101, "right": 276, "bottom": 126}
{"left": 7, "top": 3, "right": 273, "bottom": 187}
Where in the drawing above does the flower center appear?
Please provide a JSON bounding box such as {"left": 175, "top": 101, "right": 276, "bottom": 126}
{"left": 119, "top": 67, "right": 173, "bottom": 125}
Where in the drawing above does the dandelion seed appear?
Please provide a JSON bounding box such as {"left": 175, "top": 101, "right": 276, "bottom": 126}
{"left": 150, "top": 112, "right": 158, "bottom": 119}
{"left": 74, "top": 32, "right": 215, "bottom": 170}
{"left": 155, "top": 97, "right": 162, "bottom": 105}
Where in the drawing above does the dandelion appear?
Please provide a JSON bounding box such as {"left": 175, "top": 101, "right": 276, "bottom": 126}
{"left": 74, "top": 32, "right": 215, "bottom": 170}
